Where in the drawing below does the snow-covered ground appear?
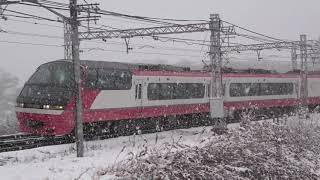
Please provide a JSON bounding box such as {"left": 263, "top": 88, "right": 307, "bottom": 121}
{"left": 0, "top": 114, "right": 319, "bottom": 180}
{"left": 0, "top": 125, "right": 220, "bottom": 180}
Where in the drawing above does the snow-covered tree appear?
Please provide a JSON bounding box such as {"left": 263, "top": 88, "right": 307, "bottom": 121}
{"left": 0, "top": 69, "right": 19, "bottom": 134}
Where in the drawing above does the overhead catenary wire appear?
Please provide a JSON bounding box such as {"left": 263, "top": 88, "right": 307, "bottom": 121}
{"left": 222, "top": 20, "right": 287, "bottom": 42}
{"left": 0, "top": 29, "right": 63, "bottom": 39}
{"left": 0, "top": 27, "right": 209, "bottom": 53}
{"left": 18, "top": 2, "right": 70, "bottom": 11}
{"left": 0, "top": 40, "right": 63, "bottom": 47}
{"left": 3, "top": 9, "right": 63, "bottom": 22}
{"left": 4, "top": 18, "right": 63, "bottom": 28}
{"left": 2, "top": 2, "right": 318, "bottom": 68}
{"left": 81, "top": 47, "right": 202, "bottom": 58}
{"left": 85, "top": 40, "right": 205, "bottom": 53}
{"left": 17, "top": 1, "right": 181, "bottom": 26}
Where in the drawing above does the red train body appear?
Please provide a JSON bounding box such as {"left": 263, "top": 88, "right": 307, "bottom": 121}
{"left": 15, "top": 60, "right": 320, "bottom": 135}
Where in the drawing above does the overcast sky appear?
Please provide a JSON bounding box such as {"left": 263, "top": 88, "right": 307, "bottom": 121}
{"left": 0, "top": 0, "right": 319, "bottom": 83}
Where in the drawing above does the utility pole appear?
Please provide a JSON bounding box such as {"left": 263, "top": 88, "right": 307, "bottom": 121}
{"left": 209, "top": 14, "right": 225, "bottom": 132}
{"left": 70, "top": 0, "right": 84, "bottom": 157}
{"left": 64, "top": 20, "right": 73, "bottom": 60}
{"left": 291, "top": 47, "right": 298, "bottom": 70}
{"left": 299, "top": 34, "right": 308, "bottom": 118}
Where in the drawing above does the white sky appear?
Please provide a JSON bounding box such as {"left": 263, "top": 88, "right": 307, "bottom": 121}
{"left": 0, "top": 0, "right": 320, "bottom": 83}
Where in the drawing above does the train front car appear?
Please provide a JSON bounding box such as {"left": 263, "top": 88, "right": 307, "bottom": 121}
{"left": 16, "top": 61, "right": 75, "bottom": 136}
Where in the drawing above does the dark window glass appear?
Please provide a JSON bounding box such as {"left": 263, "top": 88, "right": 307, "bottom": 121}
{"left": 147, "top": 83, "right": 205, "bottom": 100}
{"left": 96, "top": 69, "right": 132, "bottom": 90}
{"left": 138, "top": 84, "right": 142, "bottom": 99}
{"left": 230, "top": 83, "right": 243, "bottom": 97}
{"left": 135, "top": 84, "right": 142, "bottom": 99}
{"left": 135, "top": 85, "right": 138, "bottom": 99}
{"left": 176, "top": 83, "right": 190, "bottom": 99}
{"left": 17, "top": 85, "right": 73, "bottom": 106}
{"left": 230, "top": 83, "right": 294, "bottom": 97}
{"left": 222, "top": 84, "right": 226, "bottom": 96}
{"left": 27, "top": 62, "right": 74, "bottom": 87}
{"left": 188, "top": 83, "right": 205, "bottom": 98}
{"left": 159, "top": 83, "right": 176, "bottom": 100}
{"left": 260, "top": 83, "right": 293, "bottom": 96}
{"left": 147, "top": 83, "right": 160, "bottom": 100}
{"left": 84, "top": 68, "right": 98, "bottom": 88}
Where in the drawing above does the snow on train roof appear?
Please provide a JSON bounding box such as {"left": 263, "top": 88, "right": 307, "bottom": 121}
{"left": 49, "top": 59, "right": 191, "bottom": 71}
{"left": 46, "top": 60, "right": 320, "bottom": 78}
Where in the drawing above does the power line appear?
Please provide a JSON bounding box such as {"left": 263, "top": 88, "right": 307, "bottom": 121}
{"left": 0, "top": 29, "right": 63, "bottom": 39}
{"left": 4, "top": 18, "right": 63, "bottom": 28}
{"left": 92, "top": 9, "right": 177, "bottom": 26}
{"left": 81, "top": 47, "right": 202, "bottom": 58}
{"left": 236, "top": 33, "right": 277, "bottom": 43}
{"left": 20, "top": 0, "right": 206, "bottom": 25}
{"left": 222, "top": 20, "right": 286, "bottom": 42}
{"left": 0, "top": 27, "right": 209, "bottom": 52}
{"left": 84, "top": 39, "right": 205, "bottom": 52}
{"left": 0, "top": 40, "right": 63, "bottom": 47}
{"left": 4, "top": 9, "right": 63, "bottom": 22}
{"left": 19, "top": 2, "right": 69, "bottom": 11}
{"left": 96, "top": 16, "right": 167, "bottom": 27}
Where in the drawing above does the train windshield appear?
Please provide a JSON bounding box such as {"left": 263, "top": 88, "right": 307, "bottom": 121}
{"left": 17, "top": 62, "right": 75, "bottom": 106}
{"left": 27, "top": 62, "right": 74, "bottom": 87}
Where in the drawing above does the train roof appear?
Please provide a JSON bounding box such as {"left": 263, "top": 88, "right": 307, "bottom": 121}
{"left": 49, "top": 59, "right": 191, "bottom": 72}
{"left": 45, "top": 59, "right": 320, "bottom": 78}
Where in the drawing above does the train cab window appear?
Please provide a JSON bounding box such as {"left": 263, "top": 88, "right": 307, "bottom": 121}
{"left": 28, "top": 62, "right": 74, "bottom": 87}
{"left": 96, "top": 69, "right": 132, "bottom": 90}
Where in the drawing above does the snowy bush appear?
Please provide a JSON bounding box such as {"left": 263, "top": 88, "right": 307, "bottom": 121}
{"left": 102, "top": 120, "right": 320, "bottom": 179}
{"left": 0, "top": 69, "right": 19, "bottom": 135}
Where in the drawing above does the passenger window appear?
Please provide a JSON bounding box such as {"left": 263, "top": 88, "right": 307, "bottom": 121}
{"left": 147, "top": 83, "right": 205, "bottom": 100}
{"left": 230, "top": 82, "right": 294, "bottom": 97}
{"left": 147, "top": 83, "right": 160, "bottom": 100}
{"left": 97, "top": 69, "right": 132, "bottom": 90}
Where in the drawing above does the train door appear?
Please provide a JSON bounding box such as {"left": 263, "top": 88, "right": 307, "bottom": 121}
{"left": 135, "top": 80, "right": 143, "bottom": 115}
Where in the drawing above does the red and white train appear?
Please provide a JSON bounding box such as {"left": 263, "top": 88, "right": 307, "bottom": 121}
{"left": 15, "top": 60, "right": 320, "bottom": 136}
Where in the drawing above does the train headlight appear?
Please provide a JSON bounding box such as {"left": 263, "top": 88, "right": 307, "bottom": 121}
{"left": 43, "top": 105, "right": 50, "bottom": 109}
{"left": 16, "top": 103, "right": 24, "bottom": 108}
{"left": 43, "top": 105, "right": 64, "bottom": 110}
{"left": 52, "top": 105, "right": 64, "bottom": 110}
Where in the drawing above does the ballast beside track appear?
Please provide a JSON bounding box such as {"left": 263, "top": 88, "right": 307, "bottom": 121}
{"left": 0, "top": 134, "right": 74, "bottom": 153}
{"left": 0, "top": 132, "right": 121, "bottom": 153}
{"left": 0, "top": 110, "right": 304, "bottom": 154}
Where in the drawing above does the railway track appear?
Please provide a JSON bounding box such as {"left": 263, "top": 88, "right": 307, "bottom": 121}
{"left": 0, "top": 134, "right": 74, "bottom": 153}
{"left": 0, "top": 131, "right": 121, "bottom": 153}
{"left": 0, "top": 111, "right": 296, "bottom": 154}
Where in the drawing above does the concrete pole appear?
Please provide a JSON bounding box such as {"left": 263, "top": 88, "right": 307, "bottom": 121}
{"left": 299, "top": 34, "right": 309, "bottom": 118}
{"left": 70, "top": 0, "right": 84, "bottom": 157}
{"left": 209, "top": 14, "right": 224, "bottom": 119}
